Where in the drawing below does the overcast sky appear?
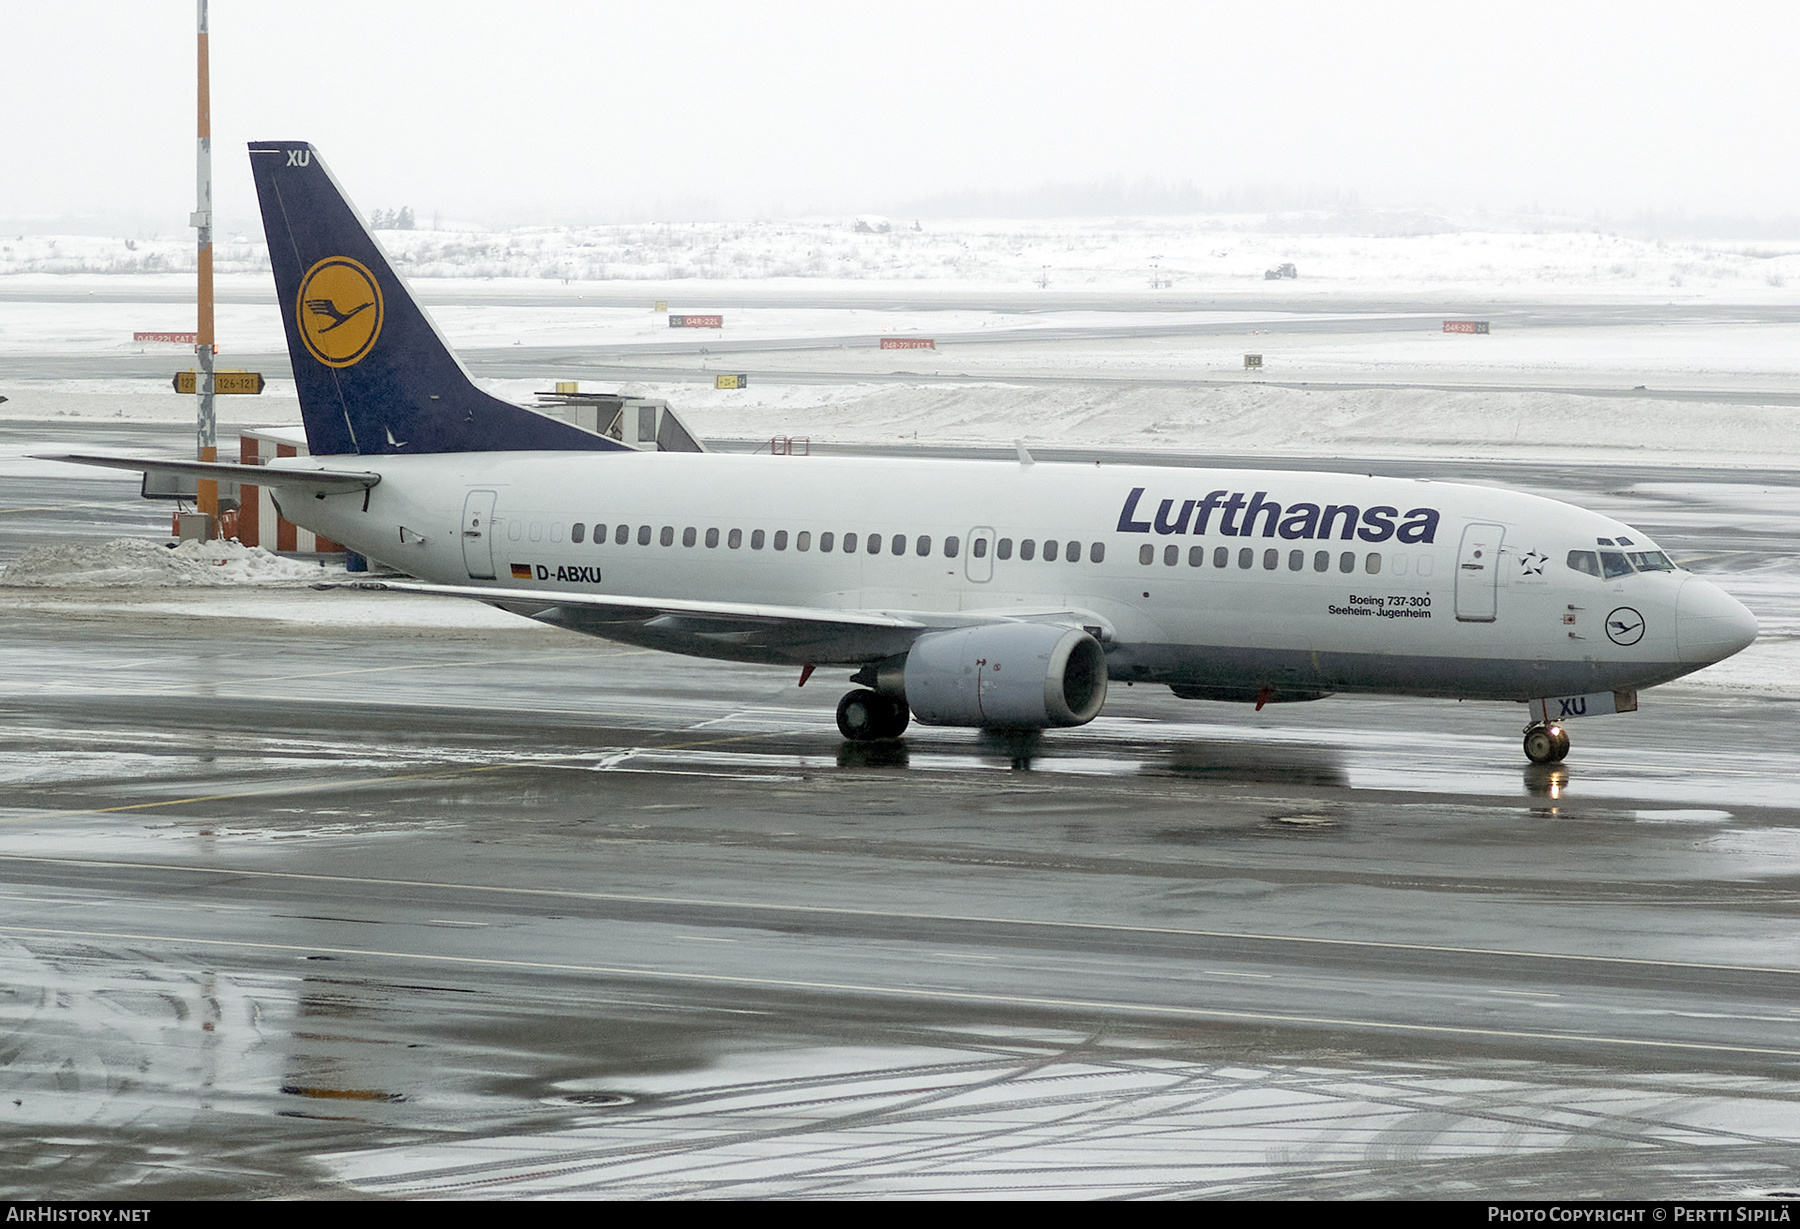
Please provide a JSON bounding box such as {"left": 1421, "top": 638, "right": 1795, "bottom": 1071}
{"left": 6, "top": 1, "right": 1799, "bottom": 232}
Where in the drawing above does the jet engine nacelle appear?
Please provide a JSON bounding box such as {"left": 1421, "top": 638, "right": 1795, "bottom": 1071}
{"left": 905, "top": 624, "right": 1108, "bottom": 729}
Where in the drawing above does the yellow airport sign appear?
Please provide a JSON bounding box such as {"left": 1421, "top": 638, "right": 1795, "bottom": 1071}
{"left": 714, "top": 374, "right": 748, "bottom": 390}
{"left": 173, "top": 370, "right": 265, "bottom": 395}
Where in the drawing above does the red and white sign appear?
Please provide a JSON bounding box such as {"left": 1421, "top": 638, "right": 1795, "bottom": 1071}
{"left": 880, "top": 337, "right": 936, "bottom": 350}
{"left": 1442, "top": 320, "right": 1490, "bottom": 334}
{"left": 668, "top": 314, "right": 723, "bottom": 329}
{"left": 134, "top": 331, "right": 198, "bottom": 343}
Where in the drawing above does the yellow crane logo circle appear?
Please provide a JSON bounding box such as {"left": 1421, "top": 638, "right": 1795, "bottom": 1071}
{"left": 296, "top": 257, "right": 384, "bottom": 368}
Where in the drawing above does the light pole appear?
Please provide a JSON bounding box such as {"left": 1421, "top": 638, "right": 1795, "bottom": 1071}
{"left": 192, "top": 0, "right": 217, "bottom": 531}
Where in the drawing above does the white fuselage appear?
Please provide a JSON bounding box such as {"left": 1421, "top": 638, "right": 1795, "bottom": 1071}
{"left": 271, "top": 450, "right": 1756, "bottom": 704}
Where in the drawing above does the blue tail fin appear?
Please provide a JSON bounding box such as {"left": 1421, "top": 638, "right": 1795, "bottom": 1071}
{"left": 249, "top": 141, "right": 624, "bottom": 456}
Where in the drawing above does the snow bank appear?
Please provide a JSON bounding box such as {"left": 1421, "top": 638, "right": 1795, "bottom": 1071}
{"left": 0, "top": 538, "right": 333, "bottom": 588}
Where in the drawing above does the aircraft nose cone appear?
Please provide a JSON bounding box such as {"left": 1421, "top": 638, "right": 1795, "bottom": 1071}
{"left": 1676, "top": 577, "right": 1758, "bottom": 664}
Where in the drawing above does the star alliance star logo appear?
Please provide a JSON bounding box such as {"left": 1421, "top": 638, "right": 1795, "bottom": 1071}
{"left": 1518, "top": 550, "right": 1548, "bottom": 576}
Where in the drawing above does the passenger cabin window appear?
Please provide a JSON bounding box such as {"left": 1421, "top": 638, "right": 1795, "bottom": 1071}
{"left": 820, "top": 531, "right": 834, "bottom": 552}
{"left": 1044, "top": 540, "right": 1058, "bottom": 562}
{"left": 1263, "top": 549, "right": 1278, "bottom": 570}
{"left": 1139, "top": 544, "right": 1154, "bottom": 565}
{"left": 1339, "top": 551, "right": 1355, "bottom": 573}
{"left": 637, "top": 525, "right": 652, "bottom": 546}
{"left": 571, "top": 523, "right": 585, "bottom": 544}
{"left": 660, "top": 526, "right": 674, "bottom": 547}
{"left": 705, "top": 527, "right": 719, "bottom": 548}
{"left": 614, "top": 524, "right": 628, "bottom": 545}
{"left": 1567, "top": 550, "right": 1600, "bottom": 577}
{"left": 1020, "top": 539, "right": 1036, "bottom": 561}
{"left": 1313, "top": 551, "right": 1328, "bottom": 572}
{"left": 1214, "top": 547, "right": 1228, "bottom": 568}
{"left": 972, "top": 539, "right": 987, "bottom": 559}
{"left": 728, "top": 528, "right": 742, "bottom": 549}
{"left": 751, "top": 529, "right": 766, "bottom": 550}
{"left": 1288, "top": 550, "right": 1303, "bottom": 571}
{"left": 594, "top": 523, "right": 606, "bottom": 543}
{"left": 891, "top": 534, "right": 906, "bottom": 556}
{"left": 797, "top": 531, "right": 811, "bottom": 552}
{"left": 1089, "top": 542, "right": 1105, "bottom": 563}
{"left": 682, "top": 527, "right": 696, "bottom": 547}
{"left": 774, "top": 530, "right": 788, "bottom": 551}
{"left": 867, "top": 534, "right": 882, "bottom": 554}
{"left": 915, "top": 535, "right": 931, "bottom": 556}
{"left": 1164, "top": 544, "right": 1178, "bottom": 565}
{"left": 841, "top": 532, "right": 856, "bottom": 553}
{"left": 944, "top": 536, "right": 960, "bottom": 558}
{"left": 1238, "top": 548, "right": 1252, "bottom": 569}
{"left": 997, "top": 538, "right": 1013, "bottom": 560}
{"left": 1189, "top": 546, "right": 1204, "bottom": 567}
{"left": 1365, "top": 552, "right": 1381, "bottom": 574}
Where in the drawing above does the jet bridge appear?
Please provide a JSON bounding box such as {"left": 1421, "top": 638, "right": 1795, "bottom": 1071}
{"left": 533, "top": 388, "right": 706, "bottom": 453}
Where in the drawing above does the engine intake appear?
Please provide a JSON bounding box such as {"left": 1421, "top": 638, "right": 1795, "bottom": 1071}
{"left": 905, "top": 624, "right": 1107, "bottom": 729}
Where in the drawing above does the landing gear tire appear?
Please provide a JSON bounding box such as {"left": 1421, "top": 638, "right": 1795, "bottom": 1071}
{"left": 837, "top": 689, "right": 910, "bottom": 741}
{"left": 1523, "top": 723, "right": 1570, "bottom": 764}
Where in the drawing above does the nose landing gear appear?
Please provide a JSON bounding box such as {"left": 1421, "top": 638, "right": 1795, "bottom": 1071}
{"left": 1523, "top": 722, "right": 1570, "bottom": 764}
{"left": 836, "top": 688, "right": 911, "bottom": 741}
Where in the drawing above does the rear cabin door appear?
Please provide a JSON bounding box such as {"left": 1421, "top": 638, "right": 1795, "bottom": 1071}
{"left": 965, "top": 526, "right": 995, "bottom": 583}
{"left": 1455, "top": 521, "right": 1505, "bottom": 622}
{"left": 462, "top": 489, "right": 498, "bottom": 579}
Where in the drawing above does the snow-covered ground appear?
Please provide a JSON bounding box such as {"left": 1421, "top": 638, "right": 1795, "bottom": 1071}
{"left": 7, "top": 213, "right": 1800, "bottom": 298}
{"left": 5, "top": 211, "right": 1799, "bottom": 462}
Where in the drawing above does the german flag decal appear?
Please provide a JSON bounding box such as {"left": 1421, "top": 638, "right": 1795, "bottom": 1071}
{"left": 510, "top": 563, "right": 532, "bottom": 579}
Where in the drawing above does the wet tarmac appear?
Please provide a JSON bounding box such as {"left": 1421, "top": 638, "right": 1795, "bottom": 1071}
{"left": 3, "top": 425, "right": 1799, "bottom": 1197}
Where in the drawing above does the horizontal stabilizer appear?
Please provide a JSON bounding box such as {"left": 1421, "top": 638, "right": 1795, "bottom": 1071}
{"left": 37, "top": 454, "right": 382, "bottom": 490}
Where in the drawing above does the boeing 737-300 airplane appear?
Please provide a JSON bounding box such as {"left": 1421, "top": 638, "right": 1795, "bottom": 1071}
{"left": 50, "top": 142, "right": 1760, "bottom": 764}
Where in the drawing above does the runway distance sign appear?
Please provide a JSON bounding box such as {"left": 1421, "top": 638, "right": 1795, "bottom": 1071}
{"left": 880, "top": 337, "right": 935, "bottom": 349}
{"left": 135, "top": 331, "right": 199, "bottom": 343}
{"left": 1443, "top": 320, "right": 1491, "bottom": 334}
{"left": 669, "top": 314, "right": 723, "bottom": 328}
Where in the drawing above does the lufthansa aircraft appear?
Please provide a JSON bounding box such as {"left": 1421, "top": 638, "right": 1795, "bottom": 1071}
{"left": 51, "top": 143, "right": 1760, "bottom": 764}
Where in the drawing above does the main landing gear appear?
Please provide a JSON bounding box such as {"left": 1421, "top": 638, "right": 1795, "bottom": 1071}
{"left": 1523, "top": 722, "right": 1571, "bottom": 764}
{"left": 837, "top": 689, "right": 910, "bottom": 741}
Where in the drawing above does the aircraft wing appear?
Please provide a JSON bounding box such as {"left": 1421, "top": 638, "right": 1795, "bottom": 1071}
{"left": 360, "top": 580, "right": 1112, "bottom": 666}
{"left": 38, "top": 454, "right": 382, "bottom": 492}
{"left": 368, "top": 579, "right": 927, "bottom": 627}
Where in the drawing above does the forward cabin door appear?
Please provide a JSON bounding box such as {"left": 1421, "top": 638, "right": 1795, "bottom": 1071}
{"left": 1455, "top": 522, "right": 1505, "bottom": 622}
{"left": 462, "top": 489, "right": 498, "bottom": 579}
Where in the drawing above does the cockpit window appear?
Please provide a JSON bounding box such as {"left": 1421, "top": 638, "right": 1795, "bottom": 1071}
{"left": 1600, "top": 550, "right": 1634, "bottom": 579}
{"left": 1628, "top": 550, "right": 1676, "bottom": 572}
{"left": 1567, "top": 550, "right": 1601, "bottom": 577}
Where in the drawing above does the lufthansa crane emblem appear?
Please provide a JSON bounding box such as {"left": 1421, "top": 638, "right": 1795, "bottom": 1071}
{"left": 296, "top": 256, "right": 384, "bottom": 368}
{"left": 1605, "top": 606, "right": 1645, "bottom": 646}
